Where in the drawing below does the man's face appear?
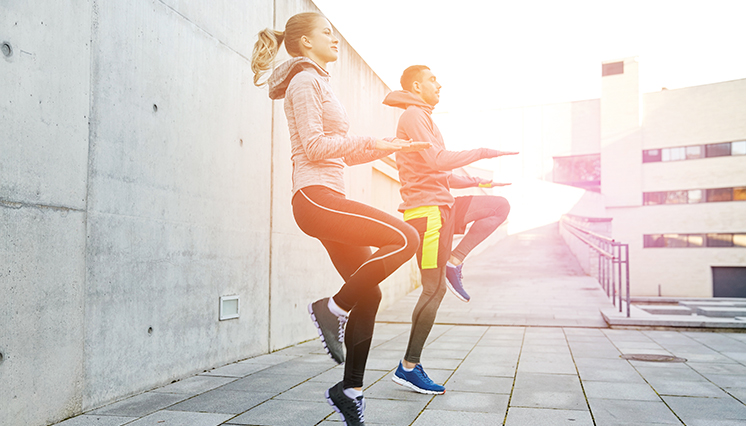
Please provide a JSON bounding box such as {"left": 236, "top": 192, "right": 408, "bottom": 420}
{"left": 415, "top": 69, "right": 441, "bottom": 107}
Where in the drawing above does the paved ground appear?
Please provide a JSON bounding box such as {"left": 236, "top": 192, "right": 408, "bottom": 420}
{"left": 54, "top": 223, "right": 746, "bottom": 426}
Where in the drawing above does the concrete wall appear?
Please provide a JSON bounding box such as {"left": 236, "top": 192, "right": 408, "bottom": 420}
{"left": 2, "top": 1, "right": 92, "bottom": 423}
{"left": 0, "top": 0, "right": 412, "bottom": 424}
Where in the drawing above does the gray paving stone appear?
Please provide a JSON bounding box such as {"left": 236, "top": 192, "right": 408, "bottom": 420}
{"left": 53, "top": 415, "right": 137, "bottom": 426}
{"left": 511, "top": 373, "right": 586, "bottom": 410}
{"left": 662, "top": 395, "right": 746, "bottom": 425}
{"left": 633, "top": 365, "right": 707, "bottom": 384}
{"left": 587, "top": 398, "right": 681, "bottom": 424}
{"left": 686, "top": 361, "right": 746, "bottom": 375}
{"left": 153, "top": 375, "right": 237, "bottom": 395}
{"left": 199, "top": 362, "right": 271, "bottom": 378}
{"left": 256, "top": 359, "right": 335, "bottom": 377}
{"left": 651, "top": 380, "right": 730, "bottom": 397}
{"left": 167, "top": 389, "right": 274, "bottom": 414}
{"left": 445, "top": 373, "right": 513, "bottom": 394}
{"left": 238, "top": 353, "right": 301, "bottom": 365}
{"left": 273, "top": 379, "right": 340, "bottom": 402}
{"left": 574, "top": 358, "right": 645, "bottom": 383}
{"left": 517, "top": 356, "right": 577, "bottom": 375}
{"left": 364, "top": 377, "right": 435, "bottom": 402}
{"left": 363, "top": 397, "right": 429, "bottom": 426}
{"left": 725, "top": 387, "right": 746, "bottom": 402}
{"left": 456, "top": 359, "right": 516, "bottom": 377}
{"left": 309, "top": 366, "right": 389, "bottom": 387}
{"left": 418, "top": 356, "right": 462, "bottom": 370}
{"left": 426, "top": 390, "right": 509, "bottom": 413}
{"left": 698, "top": 373, "right": 746, "bottom": 388}
{"left": 505, "top": 407, "right": 593, "bottom": 426}
{"left": 88, "top": 392, "right": 190, "bottom": 417}
{"left": 582, "top": 381, "right": 660, "bottom": 401}
{"left": 125, "top": 410, "right": 232, "bottom": 426}
{"left": 219, "top": 372, "right": 308, "bottom": 394}
{"left": 226, "top": 399, "right": 332, "bottom": 425}
{"left": 410, "top": 409, "right": 505, "bottom": 425}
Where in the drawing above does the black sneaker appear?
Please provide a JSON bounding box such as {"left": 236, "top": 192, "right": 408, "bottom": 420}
{"left": 325, "top": 382, "right": 365, "bottom": 426}
{"left": 308, "top": 298, "right": 347, "bottom": 364}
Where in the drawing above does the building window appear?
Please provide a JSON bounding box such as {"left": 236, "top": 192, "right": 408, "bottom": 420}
{"left": 666, "top": 190, "right": 688, "bottom": 204}
{"left": 732, "top": 141, "right": 746, "bottom": 156}
{"left": 644, "top": 233, "right": 746, "bottom": 248}
{"left": 707, "top": 233, "right": 733, "bottom": 247}
{"left": 643, "top": 187, "right": 746, "bottom": 205}
{"left": 643, "top": 192, "right": 666, "bottom": 205}
{"left": 662, "top": 147, "right": 686, "bottom": 162}
{"left": 686, "top": 145, "right": 703, "bottom": 159}
{"left": 688, "top": 189, "right": 703, "bottom": 203}
{"left": 643, "top": 139, "right": 744, "bottom": 163}
{"left": 734, "top": 187, "right": 746, "bottom": 201}
{"left": 707, "top": 188, "right": 733, "bottom": 202}
{"left": 706, "top": 142, "right": 731, "bottom": 158}
{"left": 642, "top": 149, "right": 662, "bottom": 163}
{"left": 552, "top": 154, "right": 601, "bottom": 192}
{"left": 602, "top": 61, "right": 624, "bottom": 76}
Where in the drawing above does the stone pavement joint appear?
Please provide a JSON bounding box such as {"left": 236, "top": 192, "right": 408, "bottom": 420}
{"left": 53, "top": 223, "right": 746, "bottom": 425}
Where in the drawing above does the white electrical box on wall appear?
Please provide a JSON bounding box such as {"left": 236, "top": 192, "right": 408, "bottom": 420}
{"left": 219, "top": 295, "right": 239, "bottom": 320}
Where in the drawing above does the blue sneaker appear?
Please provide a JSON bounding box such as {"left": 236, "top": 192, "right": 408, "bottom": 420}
{"left": 446, "top": 264, "right": 470, "bottom": 302}
{"left": 392, "top": 362, "right": 445, "bottom": 394}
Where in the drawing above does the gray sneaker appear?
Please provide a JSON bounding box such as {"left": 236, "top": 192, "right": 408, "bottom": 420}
{"left": 308, "top": 298, "right": 347, "bottom": 364}
{"left": 326, "top": 381, "right": 365, "bottom": 426}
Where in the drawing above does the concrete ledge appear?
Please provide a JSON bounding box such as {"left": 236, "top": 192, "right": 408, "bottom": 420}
{"left": 695, "top": 307, "right": 746, "bottom": 318}
{"left": 601, "top": 304, "right": 746, "bottom": 330}
{"left": 638, "top": 306, "right": 693, "bottom": 316}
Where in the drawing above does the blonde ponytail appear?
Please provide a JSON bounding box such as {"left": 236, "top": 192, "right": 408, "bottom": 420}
{"left": 251, "top": 29, "right": 284, "bottom": 86}
{"left": 251, "top": 12, "right": 325, "bottom": 86}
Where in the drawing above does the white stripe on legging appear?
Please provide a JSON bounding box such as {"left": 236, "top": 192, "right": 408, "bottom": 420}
{"left": 299, "top": 189, "right": 410, "bottom": 279}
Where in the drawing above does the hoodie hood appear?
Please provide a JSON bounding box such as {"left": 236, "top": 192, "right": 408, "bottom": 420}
{"left": 382, "top": 90, "right": 434, "bottom": 113}
{"left": 267, "top": 57, "right": 329, "bottom": 100}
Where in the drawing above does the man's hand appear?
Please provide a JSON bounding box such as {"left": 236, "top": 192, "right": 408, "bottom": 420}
{"left": 478, "top": 181, "right": 512, "bottom": 188}
{"left": 376, "top": 138, "right": 431, "bottom": 152}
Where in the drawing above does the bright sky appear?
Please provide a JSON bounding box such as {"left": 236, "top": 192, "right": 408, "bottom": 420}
{"left": 314, "top": 0, "right": 746, "bottom": 114}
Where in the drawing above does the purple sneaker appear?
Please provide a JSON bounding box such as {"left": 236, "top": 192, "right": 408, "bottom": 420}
{"left": 446, "top": 264, "right": 470, "bottom": 302}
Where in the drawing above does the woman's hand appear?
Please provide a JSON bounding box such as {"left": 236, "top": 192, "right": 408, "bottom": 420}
{"left": 375, "top": 138, "right": 431, "bottom": 152}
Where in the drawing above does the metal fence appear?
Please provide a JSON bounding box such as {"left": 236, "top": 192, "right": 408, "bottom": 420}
{"left": 561, "top": 216, "right": 631, "bottom": 317}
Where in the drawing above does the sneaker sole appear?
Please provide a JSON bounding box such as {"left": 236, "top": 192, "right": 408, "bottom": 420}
{"left": 325, "top": 388, "right": 349, "bottom": 425}
{"left": 391, "top": 374, "right": 446, "bottom": 395}
{"left": 445, "top": 279, "right": 470, "bottom": 303}
{"left": 308, "top": 303, "right": 343, "bottom": 364}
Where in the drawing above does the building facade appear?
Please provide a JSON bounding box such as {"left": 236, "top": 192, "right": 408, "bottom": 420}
{"left": 438, "top": 58, "right": 746, "bottom": 298}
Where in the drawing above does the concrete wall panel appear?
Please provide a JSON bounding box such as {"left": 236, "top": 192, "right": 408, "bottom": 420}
{"left": 0, "top": 205, "right": 86, "bottom": 426}
{"left": 0, "top": 0, "right": 90, "bottom": 209}
{"left": 83, "top": 0, "right": 272, "bottom": 409}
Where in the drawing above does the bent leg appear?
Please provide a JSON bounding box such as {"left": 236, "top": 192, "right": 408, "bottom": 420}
{"left": 451, "top": 196, "right": 510, "bottom": 262}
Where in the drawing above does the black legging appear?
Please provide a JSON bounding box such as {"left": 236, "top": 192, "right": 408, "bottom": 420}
{"left": 404, "top": 195, "right": 510, "bottom": 364}
{"left": 292, "top": 185, "right": 419, "bottom": 388}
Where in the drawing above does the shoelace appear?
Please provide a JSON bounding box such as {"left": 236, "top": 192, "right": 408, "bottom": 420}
{"left": 414, "top": 365, "right": 433, "bottom": 383}
{"left": 354, "top": 396, "right": 365, "bottom": 422}
{"left": 337, "top": 314, "right": 349, "bottom": 343}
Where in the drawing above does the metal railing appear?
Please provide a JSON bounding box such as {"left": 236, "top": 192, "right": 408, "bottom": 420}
{"left": 561, "top": 216, "right": 631, "bottom": 317}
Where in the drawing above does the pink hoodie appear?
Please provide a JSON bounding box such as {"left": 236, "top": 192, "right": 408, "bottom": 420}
{"left": 269, "top": 57, "right": 390, "bottom": 195}
{"left": 383, "top": 90, "right": 498, "bottom": 211}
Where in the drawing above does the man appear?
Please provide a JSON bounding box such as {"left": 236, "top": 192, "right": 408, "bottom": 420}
{"left": 383, "top": 65, "right": 516, "bottom": 394}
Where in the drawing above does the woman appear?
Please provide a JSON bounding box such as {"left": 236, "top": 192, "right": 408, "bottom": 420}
{"left": 251, "top": 12, "right": 429, "bottom": 426}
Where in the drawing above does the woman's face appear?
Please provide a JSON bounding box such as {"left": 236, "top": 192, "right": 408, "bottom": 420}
{"left": 303, "top": 18, "right": 339, "bottom": 66}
